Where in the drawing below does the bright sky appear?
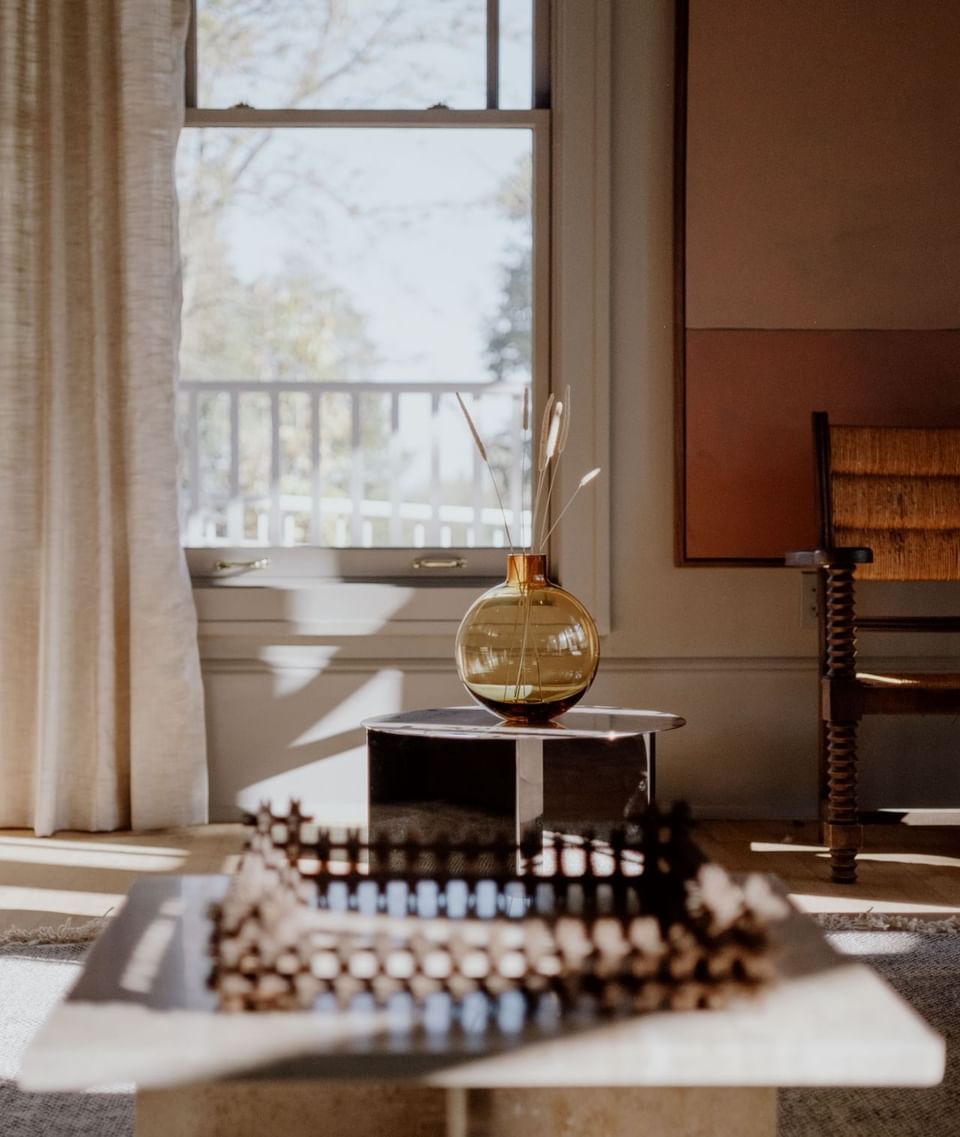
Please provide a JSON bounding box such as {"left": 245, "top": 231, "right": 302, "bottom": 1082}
{"left": 220, "top": 128, "right": 531, "bottom": 384}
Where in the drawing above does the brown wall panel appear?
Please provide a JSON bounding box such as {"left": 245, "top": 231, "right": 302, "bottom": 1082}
{"left": 680, "top": 0, "right": 960, "bottom": 562}
{"left": 685, "top": 329, "right": 960, "bottom": 560}
{"left": 686, "top": 0, "right": 960, "bottom": 331}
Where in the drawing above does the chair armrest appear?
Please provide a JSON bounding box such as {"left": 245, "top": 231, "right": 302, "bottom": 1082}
{"left": 784, "top": 548, "right": 873, "bottom": 568}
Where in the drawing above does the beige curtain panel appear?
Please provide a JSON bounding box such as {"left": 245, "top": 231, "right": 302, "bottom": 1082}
{"left": 0, "top": 0, "right": 208, "bottom": 834}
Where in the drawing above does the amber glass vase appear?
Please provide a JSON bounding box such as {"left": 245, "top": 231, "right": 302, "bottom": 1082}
{"left": 455, "top": 553, "right": 600, "bottom": 723}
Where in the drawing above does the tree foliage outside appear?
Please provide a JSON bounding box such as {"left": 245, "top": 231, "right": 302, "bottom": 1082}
{"left": 485, "top": 155, "right": 532, "bottom": 385}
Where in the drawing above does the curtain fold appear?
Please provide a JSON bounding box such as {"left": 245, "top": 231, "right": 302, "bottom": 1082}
{"left": 0, "top": 0, "right": 207, "bottom": 834}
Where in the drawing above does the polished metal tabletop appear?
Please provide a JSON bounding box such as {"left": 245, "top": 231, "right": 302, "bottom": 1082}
{"left": 363, "top": 705, "right": 685, "bottom": 741}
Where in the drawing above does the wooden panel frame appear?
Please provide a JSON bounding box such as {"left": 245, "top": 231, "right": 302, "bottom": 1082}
{"left": 673, "top": 0, "right": 779, "bottom": 568}
{"left": 673, "top": 0, "right": 960, "bottom": 567}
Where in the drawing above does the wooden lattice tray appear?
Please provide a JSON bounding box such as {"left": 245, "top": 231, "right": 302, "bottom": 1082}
{"left": 209, "top": 802, "right": 790, "bottom": 1023}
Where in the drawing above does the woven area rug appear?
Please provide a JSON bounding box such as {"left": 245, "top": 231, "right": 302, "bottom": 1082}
{"left": 1, "top": 921, "right": 957, "bottom": 1136}
{"left": 0, "top": 943, "right": 132, "bottom": 1137}
{"left": 780, "top": 922, "right": 959, "bottom": 1136}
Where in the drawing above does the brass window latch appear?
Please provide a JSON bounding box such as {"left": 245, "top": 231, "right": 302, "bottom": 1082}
{"left": 213, "top": 558, "right": 271, "bottom": 573}
{"left": 411, "top": 556, "right": 467, "bottom": 570}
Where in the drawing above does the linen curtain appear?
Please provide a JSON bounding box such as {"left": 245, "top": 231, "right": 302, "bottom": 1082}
{"left": 0, "top": 0, "right": 208, "bottom": 834}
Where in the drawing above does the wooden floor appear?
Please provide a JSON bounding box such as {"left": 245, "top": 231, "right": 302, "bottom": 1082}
{"left": 0, "top": 819, "right": 957, "bottom": 937}
{"left": 0, "top": 824, "right": 243, "bottom": 937}
{"left": 695, "top": 818, "right": 960, "bottom": 917}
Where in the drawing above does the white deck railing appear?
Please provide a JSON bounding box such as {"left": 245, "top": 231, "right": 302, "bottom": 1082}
{"left": 178, "top": 380, "right": 530, "bottom": 547}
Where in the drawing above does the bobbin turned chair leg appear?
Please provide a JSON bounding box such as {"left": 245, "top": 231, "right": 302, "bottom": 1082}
{"left": 821, "top": 563, "right": 862, "bottom": 884}
{"left": 823, "top": 719, "right": 862, "bottom": 884}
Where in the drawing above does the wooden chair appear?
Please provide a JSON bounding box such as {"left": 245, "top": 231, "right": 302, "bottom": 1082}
{"left": 786, "top": 411, "right": 960, "bottom": 883}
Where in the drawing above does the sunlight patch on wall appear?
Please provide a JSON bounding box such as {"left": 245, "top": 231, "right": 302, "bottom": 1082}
{"left": 236, "top": 669, "right": 406, "bottom": 821}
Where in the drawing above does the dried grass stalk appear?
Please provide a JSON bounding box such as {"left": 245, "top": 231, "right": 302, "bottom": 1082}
{"left": 543, "top": 401, "right": 563, "bottom": 466}
{"left": 540, "top": 467, "right": 601, "bottom": 547}
{"left": 456, "top": 391, "right": 514, "bottom": 550}
{"left": 536, "top": 393, "right": 556, "bottom": 473}
{"left": 456, "top": 388, "right": 599, "bottom": 556}
{"left": 455, "top": 392, "right": 488, "bottom": 462}
{"left": 557, "top": 385, "right": 572, "bottom": 455}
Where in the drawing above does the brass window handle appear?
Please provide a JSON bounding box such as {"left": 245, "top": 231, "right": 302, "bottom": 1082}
{"left": 412, "top": 556, "right": 467, "bottom": 570}
{"left": 213, "top": 558, "right": 271, "bottom": 572}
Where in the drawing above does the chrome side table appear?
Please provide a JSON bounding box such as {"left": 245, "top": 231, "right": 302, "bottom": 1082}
{"left": 363, "top": 705, "right": 685, "bottom": 841}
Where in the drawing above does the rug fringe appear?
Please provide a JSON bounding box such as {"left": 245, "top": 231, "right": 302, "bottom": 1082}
{"left": 814, "top": 911, "right": 960, "bottom": 934}
{"left": 0, "top": 915, "right": 109, "bottom": 947}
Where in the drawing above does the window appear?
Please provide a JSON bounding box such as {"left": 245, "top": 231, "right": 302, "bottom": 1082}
{"left": 178, "top": 1, "right": 550, "bottom": 582}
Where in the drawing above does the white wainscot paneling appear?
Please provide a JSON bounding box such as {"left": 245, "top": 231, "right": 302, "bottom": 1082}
{"left": 589, "top": 661, "right": 818, "bottom": 819}
{"left": 202, "top": 649, "right": 820, "bottom": 824}
{"left": 202, "top": 657, "right": 465, "bottom": 823}
{"left": 202, "top": 652, "right": 958, "bottom": 824}
{"left": 590, "top": 661, "right": 960, "bottom": 819}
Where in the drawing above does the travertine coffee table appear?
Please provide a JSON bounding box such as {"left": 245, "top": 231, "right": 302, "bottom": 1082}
{"left": 21, "top": 875, "right": 944, "bottom": 1137}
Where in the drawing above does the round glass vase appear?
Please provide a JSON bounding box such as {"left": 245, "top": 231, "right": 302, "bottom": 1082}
{"left": 454, "top": 553, "right": 600, "bottom": 724}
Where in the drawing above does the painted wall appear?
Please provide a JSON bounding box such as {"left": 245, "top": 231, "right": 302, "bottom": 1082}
{"left": 682, "top": 0, "right": 960, "bottom": 560}
{"left": 197, "top": 1, "right": 960, "bottom": 824}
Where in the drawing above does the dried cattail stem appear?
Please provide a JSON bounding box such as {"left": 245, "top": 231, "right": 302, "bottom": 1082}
{"left": 536, "top": 393, "right": 556, "bottom": 474}
{"left": 455, "top": 393, "right": 489, "bottom": 462}
{"left": 455, "top": 391, "right": 514, "bottom": 549}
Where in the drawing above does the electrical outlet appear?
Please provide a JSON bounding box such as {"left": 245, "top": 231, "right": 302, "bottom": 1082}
{"left": 800, "top": 573, "right": 819, "bottom": 627}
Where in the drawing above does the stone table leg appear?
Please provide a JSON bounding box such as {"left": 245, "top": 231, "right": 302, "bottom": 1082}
{"left": 136, "top": 1083, "right": 776, "bottom": 1137}
{"left": 136, "top": 1083, "right": 447, "bottom": 1137}
{"left": 464, "top": 1087, "right": 776, "bottom": 1136}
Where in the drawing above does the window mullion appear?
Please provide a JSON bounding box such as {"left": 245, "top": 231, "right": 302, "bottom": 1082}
{"left": 533, "top": 0, "right": 551, "bottom": 110}
{"left": 533, "top": 116, "right": 552, "bottom": 549}
{"left": 185, "top": 0, "right": 198, "bottom": 109}
{"left": 486, "top": 0, "right": 500, "bottom": 110}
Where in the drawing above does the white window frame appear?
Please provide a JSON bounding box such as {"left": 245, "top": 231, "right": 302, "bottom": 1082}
{"left": 187, "top": 0, "right": 611, "bottom": 638}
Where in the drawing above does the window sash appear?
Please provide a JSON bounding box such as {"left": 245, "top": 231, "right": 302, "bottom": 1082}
{"left": 180, "top": 3, "right": 551, "bottom": 582}
{"left": 185, "top": 1, "right": 550, "bottom": 114}
{"left": 181, "top": 0, "right": 610, "bottom": 634}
